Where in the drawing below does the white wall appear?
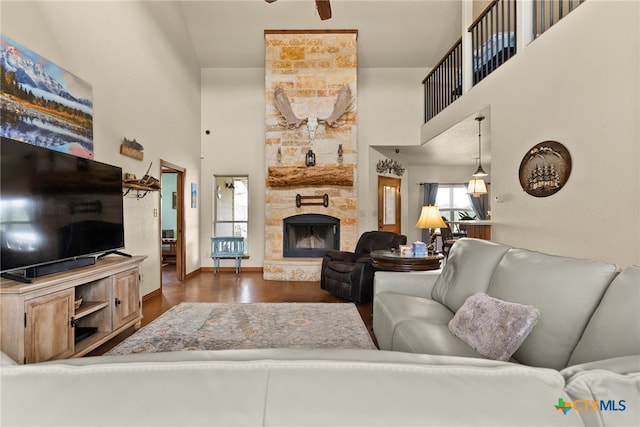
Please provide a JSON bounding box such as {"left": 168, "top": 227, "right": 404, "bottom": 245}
{"left": 358, "top": 68, "right": 426, "bottom": 235}
{"left": 1, "top": 1, "right": 202, "bottom": 295}
{"left": 421, "top": 1, "right": 640, "bottom": 267}
{"left": 200, "top": 68, "right": 266, "bottom": 269}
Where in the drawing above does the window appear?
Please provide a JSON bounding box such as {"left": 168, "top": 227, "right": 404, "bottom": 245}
{"left": 435, "top": 184, "right": 475, "bottom": 221}
{"left": 213, "top": 176, "right": 248, "bottom": 251}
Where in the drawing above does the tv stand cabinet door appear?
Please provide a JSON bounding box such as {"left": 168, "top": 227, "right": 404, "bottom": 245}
{"left": 25, "top": 289, "right": 74, "bottom": 364}
{"left": 112, "top": 269, "right": 141, "bottom": 330}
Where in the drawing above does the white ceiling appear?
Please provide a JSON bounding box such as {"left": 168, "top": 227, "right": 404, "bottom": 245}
{"left": 178, "top": 0, "right": 487, "bottom": 167}
{"left": 179, "top": 0, "right": 462, "bottom": 68}
{"left": 391, "top": 110, "right": 492, "bottom": 167}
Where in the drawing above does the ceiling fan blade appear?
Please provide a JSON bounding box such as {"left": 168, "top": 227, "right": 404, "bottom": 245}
{"left": 315, "top": 0, "right": 332, "bottom": 20}
{"left": 265, "top": 0, "right": 277, "bottom": 3}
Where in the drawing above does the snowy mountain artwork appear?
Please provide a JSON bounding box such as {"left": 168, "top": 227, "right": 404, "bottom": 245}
{"left": 1, "top": 34, "right": 93, "bottom": 158}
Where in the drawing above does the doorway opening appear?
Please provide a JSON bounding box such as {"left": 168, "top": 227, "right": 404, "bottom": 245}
{"left": 378, "top": 175, "right": 401, "bottom": 234}
{"left": 160, "top": 160, "right": 186, "bottom": 285}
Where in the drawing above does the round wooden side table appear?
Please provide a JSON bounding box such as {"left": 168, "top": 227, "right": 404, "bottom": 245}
{"left": 370, "top": 250, "right": 443, "bottom": 272}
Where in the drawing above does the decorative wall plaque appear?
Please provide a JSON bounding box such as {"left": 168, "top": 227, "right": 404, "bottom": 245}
{"left": 519, "top": 141, "right": 571, "bottom": 197}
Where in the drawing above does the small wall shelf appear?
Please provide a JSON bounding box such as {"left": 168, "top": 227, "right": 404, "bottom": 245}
{"left": 122, "top": 182, "right": 160, "bottom": 198}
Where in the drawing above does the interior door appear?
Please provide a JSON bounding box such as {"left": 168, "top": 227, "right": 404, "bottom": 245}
{"left": 378, "top": 176, "right": 401, "bottom": 234}
{"left": 160, "top": 160, "right": 186, "bottom": 282}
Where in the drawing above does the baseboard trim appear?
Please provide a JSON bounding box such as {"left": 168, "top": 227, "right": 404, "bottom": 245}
{"left": 142, "top": 287, "right": 162, "bottom": 301}
{"left": 185, "top": 268, "right": 201, "bottom": 280}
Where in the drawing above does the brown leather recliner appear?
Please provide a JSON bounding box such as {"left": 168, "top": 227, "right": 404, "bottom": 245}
{"left": 320, "top": 231, "right": 407, "bottom": 303}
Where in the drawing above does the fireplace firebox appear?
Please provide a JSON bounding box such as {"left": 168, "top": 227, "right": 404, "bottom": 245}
{"left": 283, "top": 214, "right": 339, "bottom": 258}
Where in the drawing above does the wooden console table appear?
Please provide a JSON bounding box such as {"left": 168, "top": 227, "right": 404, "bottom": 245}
{"left": 370, "top": 250, "right": 443, "bottom": 272}
{"left": 0, "top": 255, "right": 145, "bottom": 364}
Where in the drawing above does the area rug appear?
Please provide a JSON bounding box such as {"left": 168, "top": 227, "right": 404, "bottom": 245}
{"left": 105, "top": 302, "right": 376, "bottom": 355}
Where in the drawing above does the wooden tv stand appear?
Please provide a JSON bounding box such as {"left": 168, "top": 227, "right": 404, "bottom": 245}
{"left": 0, "top": 255, "right": 146, "bottom": 364}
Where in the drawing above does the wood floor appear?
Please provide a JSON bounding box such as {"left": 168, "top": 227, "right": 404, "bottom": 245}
{"left": 88, "top": 266, "right": 375, "bottom": 356}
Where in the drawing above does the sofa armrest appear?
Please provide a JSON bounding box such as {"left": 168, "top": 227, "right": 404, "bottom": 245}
{"left": 373, "top": 270, "right": 441, "bottom": 299}
{"left": 561, "top": 355, "right": 640, "bottom": 427}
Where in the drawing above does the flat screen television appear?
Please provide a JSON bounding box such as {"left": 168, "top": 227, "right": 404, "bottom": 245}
{"left": 0, "top": 137, "right": 125, "bottom": 279}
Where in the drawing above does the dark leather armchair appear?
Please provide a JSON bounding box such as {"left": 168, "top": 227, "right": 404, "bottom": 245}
{"left": 320, "top": 231, "right": 407, "bottom": 303}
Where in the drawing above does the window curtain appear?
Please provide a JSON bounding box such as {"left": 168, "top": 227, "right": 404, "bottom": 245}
{"left": 420, "top": 182, "right": 439, "bottom": 241}
{"left": 465, "top": 182, "right": 488, "bottom": 220}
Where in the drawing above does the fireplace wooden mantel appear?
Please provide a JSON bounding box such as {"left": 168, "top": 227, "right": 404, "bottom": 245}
{"left": 267, "top": 166, "right": 354, "bottom": 187}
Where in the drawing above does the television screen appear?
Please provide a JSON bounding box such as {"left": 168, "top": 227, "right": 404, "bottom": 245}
{"left": 0, "top": 137, "right": 125, "bottom": 274}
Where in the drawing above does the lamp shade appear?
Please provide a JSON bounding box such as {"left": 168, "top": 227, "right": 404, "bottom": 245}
{"left": 467, "top": 178, "right": 487, "bottom": 197}
{"left": 415, "top": 205, "right": 447, "bottom": 229}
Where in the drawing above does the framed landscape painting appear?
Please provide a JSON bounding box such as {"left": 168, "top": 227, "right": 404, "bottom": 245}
{"left": 0, "top": 34, "right": 94, "bottom": 158}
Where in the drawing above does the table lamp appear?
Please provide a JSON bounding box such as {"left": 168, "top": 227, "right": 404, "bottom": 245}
{"left": 415, "top": 205, "right": 447, "bottom": 255}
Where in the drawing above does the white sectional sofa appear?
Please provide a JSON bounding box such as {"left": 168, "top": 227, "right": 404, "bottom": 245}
{"left": 3, "top": 348, "right": 634, "bottom": 427}
{"left": 1, "top": 238, "right": 638, "bottom": 427}
{"left": 374, "top": 237, "right": 640, "bottom": 426}
{"left": 373, "top": 238, "right": 640, "bottom": 367}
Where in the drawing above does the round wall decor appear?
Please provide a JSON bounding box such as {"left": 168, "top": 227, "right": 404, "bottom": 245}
{"left": 519, "top": 141, "right": 571, "bottom": 197}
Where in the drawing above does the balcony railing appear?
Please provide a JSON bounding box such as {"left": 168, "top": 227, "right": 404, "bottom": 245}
{"left": 533, "top": 0, "right": 585, "bottom": 40}
{"left": 469, "top": 0, "right": 517, "bottom": 85}
{"left": 422, "top": 37, "right": 462, "bottom": 123}
{"left": 423, "top": 0, "right": 585, "bottom": 123}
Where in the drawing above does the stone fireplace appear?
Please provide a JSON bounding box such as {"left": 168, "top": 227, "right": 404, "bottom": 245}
{"left": 263, "top": 30, "right": 358, "bottom": 281}
{"left": 283, "top": 214, "right": 339, "bottom": 258}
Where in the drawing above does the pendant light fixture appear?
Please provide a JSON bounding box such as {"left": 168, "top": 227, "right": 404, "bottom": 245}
{"left": 467, "top": 115, "right": 488, "bottom": 197}
{"left": 467, "top": 177, "right": 488, "bottom": 197}
{"left": 472, "top": 116, "right": 488, "bottom": 177}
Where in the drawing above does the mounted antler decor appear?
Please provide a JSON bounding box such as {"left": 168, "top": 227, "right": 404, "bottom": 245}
{"left": 272, "top": 85, "right": 353, "bottom": 143}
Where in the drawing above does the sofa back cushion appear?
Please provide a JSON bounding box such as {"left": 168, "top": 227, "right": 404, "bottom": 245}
{"left": 431, "top": 238, "right": 510, "bottom": 312}
{"left": 486, "top": 248, "right": 618, "bottom": 370}
{"left": 568, "top": 265, "right": 640, "bottom": 366}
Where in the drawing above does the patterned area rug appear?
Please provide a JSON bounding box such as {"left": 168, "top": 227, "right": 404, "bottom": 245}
{"left": 106, "top": 302, "right": 376, "bottom": 355}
